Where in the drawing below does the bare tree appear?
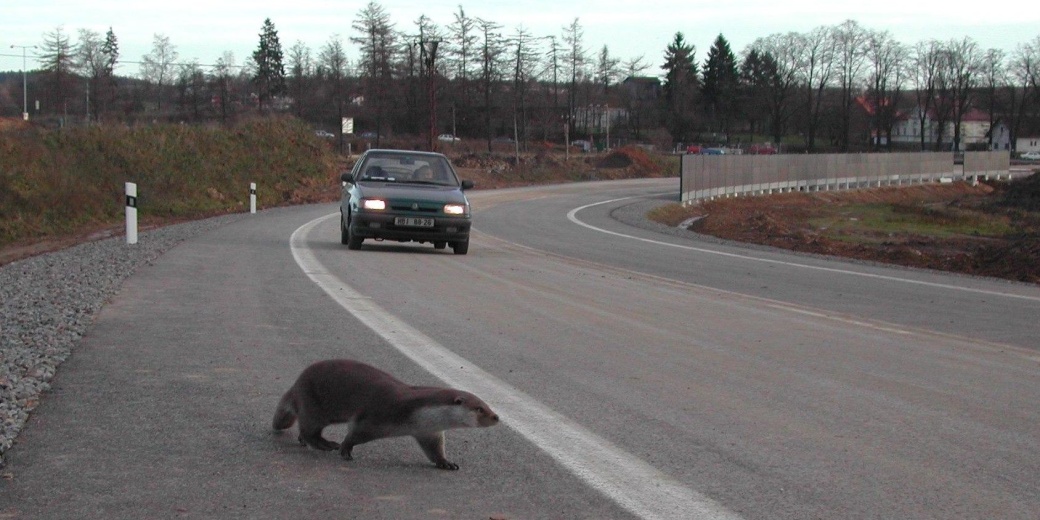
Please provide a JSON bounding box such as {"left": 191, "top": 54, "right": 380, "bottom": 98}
{"left": 446, "top": 6, "right": 477, "bottom": 82}
{"left": 621, "top": 55, "right": 650, "bottom": 78}
{"left": 175, "top": 60, "right": 206, "bottom": 121}
{"left": 140, "top": 33, "right": 179, "bottom": 112}
{"left": 561, "top": 18, "right": 587, "bottom": 136}
{"left": 287, "top": 40, "right": 313, "bottom": 118}
{"left": 749, "top": 32, "right": 802, "bottom": 146}
{"left": 351, "top": 1, "right": 397, "bottom": 142}
{"left": 508, "top": 26, "right": 544, "bottom": 149}
{"left": 1010, "top": 36, "right": 1040, "bottom": 151}
{"left": 796, "top": 26, "right": 835, "bottom": 151}
{"left": 865, "top": 30, "right": 905, "bottom": 150}
{"left": 319, "top": 35, "right": 349, "bottom": 143}
{"left": 210, "top": 51, "right": 237, "bottom": 124}
{"left": 979, "top": 48, "right": 1007, "bottom": 149}
{"left": 543, "top": 35, "right": 562, "bottom": 116}
{"left": 832, "top": 20, "right": 869, "bottom": 151}
{"left": 943, "top": 37, "right": 982, "bottom": 151}
{"left": 75, "top": 29, "right": 106, "bottom": 122}
{"left": 475, "top": 17, "right": 506, "bottom": 147}
{"left": 37, "top": 26, "right": 75, "bottom": 117}
{"left": 911, "top": 40, "right": 943, "bottom": 150}
{"left": 445, "top": 6, "right": 478, "bottom": 136}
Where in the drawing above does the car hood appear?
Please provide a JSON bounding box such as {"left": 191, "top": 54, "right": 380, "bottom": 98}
{"left": 355, "top": 182, "right": 469, "bottom": 204}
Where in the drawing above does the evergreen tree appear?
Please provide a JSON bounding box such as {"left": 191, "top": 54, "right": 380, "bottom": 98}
{"left": 37, "top": 26, "right": 75, "bottom": 116}
{"left": 252, "top": 18, "right": 286, "bottom": 112}
{"left": 100, "top": 28, "right": 119, "bottom": 116}
{"left": 701, "top": 34, "right": 739, "bottom": 138}
{"left": 661, "top": 32, "right": 698, "bottom": 143}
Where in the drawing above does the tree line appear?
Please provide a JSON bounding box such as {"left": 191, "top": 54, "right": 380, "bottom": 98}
{"left": 4, "top": 4, "right": 1040, "bottom": 154}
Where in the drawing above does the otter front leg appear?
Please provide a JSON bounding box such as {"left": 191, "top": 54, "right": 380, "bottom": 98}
{"left": 339, "top": 429, "right": 377, "bottom": 460}
{"left": 414, "top": 432, "right": 457, "bottom": 470}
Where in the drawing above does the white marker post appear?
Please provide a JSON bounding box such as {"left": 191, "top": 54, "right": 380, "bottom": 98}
{"left": 250, "top": 182, "right": 257, "bottom": 214}
{"left": 125, "top": 182, "right": 138, "bottom": 245}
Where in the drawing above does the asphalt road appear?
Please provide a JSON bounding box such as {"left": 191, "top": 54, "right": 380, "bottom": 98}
{"left": 3, "top": 179, "right": 1039, "bottom": 519}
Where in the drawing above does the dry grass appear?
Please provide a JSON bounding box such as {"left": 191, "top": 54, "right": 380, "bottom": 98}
{"left": 649, "top": 179, "right": 1040, "bottom": 283}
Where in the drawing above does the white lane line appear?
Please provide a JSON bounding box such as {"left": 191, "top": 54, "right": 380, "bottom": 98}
{"left": 568, "top": 197, "right": 1040, "bottom": 303}
{"left": 290, "top": 213, "right": 742, "bottom": 520}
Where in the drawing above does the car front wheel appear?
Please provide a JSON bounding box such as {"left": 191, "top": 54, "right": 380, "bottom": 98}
{"left": 343, "top": 214, "right": 363, "bottom": 250}
{"left": 451, "top": 238, "right": 469, "bottom": 255}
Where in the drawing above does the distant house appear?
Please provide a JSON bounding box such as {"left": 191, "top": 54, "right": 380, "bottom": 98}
{"left": 1018, "top": 137, "right": 1040, "bottom": 153}
{"left": 621, "top": 76, "right": 661, "bottom": 101}
{"left": 891, "top": 106, "right": 1003, "bottom": 151}
{"left": 988, "top": 121, "right": 1011, "bottom": 151}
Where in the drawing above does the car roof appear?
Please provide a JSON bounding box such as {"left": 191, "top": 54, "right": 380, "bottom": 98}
{"left": 364, "top": 149, "right": 449, "bottom": 159}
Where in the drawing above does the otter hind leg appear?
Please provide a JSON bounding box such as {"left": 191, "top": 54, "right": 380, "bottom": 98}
{"left": 298, "top": 424, "right": 340, "bottom": 451}
{"left": 414, "top": 432, "right": 457, "bottom": 470}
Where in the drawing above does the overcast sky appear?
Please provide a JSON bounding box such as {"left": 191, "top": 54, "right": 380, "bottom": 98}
{"left": 3, "top": 0, "right": 1039, "bottom": 76}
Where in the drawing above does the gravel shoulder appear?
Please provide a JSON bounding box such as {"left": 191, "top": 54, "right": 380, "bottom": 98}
{"left": 0, "top": 213, "right": 247, "bottom": 466}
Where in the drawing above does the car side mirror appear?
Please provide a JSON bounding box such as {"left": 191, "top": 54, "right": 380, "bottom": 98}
{"left": 340, "top": 172, "right": 354, "bottom": 184}
{"left": 460, "top": 179, "right": 475, "bottom": 190}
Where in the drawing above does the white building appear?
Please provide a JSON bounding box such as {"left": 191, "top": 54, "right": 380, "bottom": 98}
{"left": 891, "top": 107, "right": 1004, "bottom": 151}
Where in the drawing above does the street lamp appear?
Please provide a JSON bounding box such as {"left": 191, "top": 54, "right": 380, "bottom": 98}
{"left": 10, "top": 44, "right": 36, "bottom": 121}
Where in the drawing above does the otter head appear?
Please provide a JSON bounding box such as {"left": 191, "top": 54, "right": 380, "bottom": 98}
{"left": 452, "top": 393, "right": 500, "bottom": 428}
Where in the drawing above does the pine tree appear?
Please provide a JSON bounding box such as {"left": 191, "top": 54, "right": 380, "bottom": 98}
{"left": 38, "top": 26, "right": 75, "bottom": 115}
{"left": 701, "top": 34, "right": 739, "bottom": 138}
{"left": 252, "top": 18, "right": 286, "bottom": 112}
{"left": 100, "top": 27, "right": 120, "bottom": 116}
{"left": 661, "top": 32, "right": 698, "bottom": 143}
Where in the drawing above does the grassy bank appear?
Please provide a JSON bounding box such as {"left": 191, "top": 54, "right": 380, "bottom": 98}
{"left": 0, "top": 117, "right": 341, "bottom": 249}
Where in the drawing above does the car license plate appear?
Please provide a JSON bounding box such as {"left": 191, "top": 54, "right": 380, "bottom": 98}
{"left": 394, "top": 217, "right": 435, "bottom": 227}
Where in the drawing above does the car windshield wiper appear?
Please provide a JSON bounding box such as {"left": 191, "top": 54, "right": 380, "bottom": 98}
{"left": 401, "top": 180, "right": 451, "bottom": 186}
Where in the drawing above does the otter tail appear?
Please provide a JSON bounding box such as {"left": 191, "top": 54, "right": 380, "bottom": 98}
{"left": 272, "top": 391, "right": 297, "bottom": 430}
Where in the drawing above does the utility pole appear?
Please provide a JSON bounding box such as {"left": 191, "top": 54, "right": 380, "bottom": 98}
{"left": 10, "top": 44, "right": 36, "bottom": 121}
{"left": 417, "top": 34, "right": 442, "bottom": 151}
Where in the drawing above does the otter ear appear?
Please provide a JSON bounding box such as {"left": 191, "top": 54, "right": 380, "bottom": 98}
{"left": 454, "top": 396, "right": 465, "bottom": 405}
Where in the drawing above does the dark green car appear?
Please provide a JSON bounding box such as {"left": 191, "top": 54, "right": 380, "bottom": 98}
{"left": 339, "top": 149, "right": 475, "bottom": 254}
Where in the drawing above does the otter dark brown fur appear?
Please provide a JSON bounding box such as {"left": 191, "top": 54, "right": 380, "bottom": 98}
{"left": 272, "top": 359, "right": 499, "bottom": 470}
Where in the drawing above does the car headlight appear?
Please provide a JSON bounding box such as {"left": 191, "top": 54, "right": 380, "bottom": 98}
{"left": 443, "top": 203, "right": 467, "bottom": 215}
{"left": 361, "top": 198, "right": 386, "bottom": 211}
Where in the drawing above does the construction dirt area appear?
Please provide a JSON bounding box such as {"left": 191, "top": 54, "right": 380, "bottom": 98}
{"left": 651, "top": 173, "right": 1040, "bottom": 284}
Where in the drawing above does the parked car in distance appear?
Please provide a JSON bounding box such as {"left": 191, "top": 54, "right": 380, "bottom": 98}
{"left": 571, "top": 139, "right": 591, "bottom": 152}
{"left": 1021, "top": 151, "right": 1040, "bottom": 160}
{"left": 315, "top": 130, "right": 335, "bottom": 138}
{"left": 685, "top": 144, "right": 702, "bottom": 154}
{"left": 702, "top": 148, "right": 727, "bottom": 155}
{"left": 339, "top": 149, "right": 474, "bottom": 254}
{"left": 437, "top": 134, "right": 461, "bottom": 143}
{"left": 748, "top": 144, "right": 777, "bottom": 155}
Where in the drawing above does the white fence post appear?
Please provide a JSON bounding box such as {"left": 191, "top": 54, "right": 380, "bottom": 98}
{"left": 125, "top": 182, "right": 138, "bottom": 245}
{"left": 250, "top": 182, "right": 257, "bottom": 214}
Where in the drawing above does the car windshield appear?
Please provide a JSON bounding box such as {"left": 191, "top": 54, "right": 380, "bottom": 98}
{"left": 357, "top": 154, "right": 459, "bottom": 186}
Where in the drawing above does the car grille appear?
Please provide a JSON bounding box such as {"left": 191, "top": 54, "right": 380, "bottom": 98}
{"left": 389, "top": 202, "right": 440, "bottom": 213}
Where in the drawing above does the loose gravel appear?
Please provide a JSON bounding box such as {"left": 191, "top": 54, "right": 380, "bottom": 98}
{"left": 0, "top": 214, "right": 246, "bottom": 467}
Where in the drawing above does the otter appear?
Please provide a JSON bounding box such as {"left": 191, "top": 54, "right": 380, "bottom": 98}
{"left": 272, "top": 359, "right": 499, "bottom": 470}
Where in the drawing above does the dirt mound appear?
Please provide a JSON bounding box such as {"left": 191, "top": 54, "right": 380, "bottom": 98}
{"left": 1000, "top": 172, "right": 1040, "bottom": 211}
{"left": 596, "top": 146, "right": 657, "bottom": 173}
{"left": 686, "top": 182, "right": 1040, "bottom": 284}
